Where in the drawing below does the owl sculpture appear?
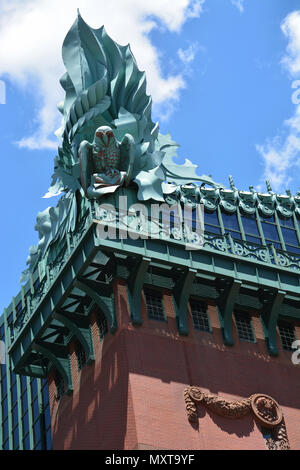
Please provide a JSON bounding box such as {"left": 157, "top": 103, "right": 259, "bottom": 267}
{"left": 79, "top": 126, "right": 135, "bottom": 199}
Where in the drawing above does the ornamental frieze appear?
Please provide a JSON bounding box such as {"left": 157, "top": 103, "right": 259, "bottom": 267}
{"left": 184, "top": 386, "right": 290, "bottom": 450}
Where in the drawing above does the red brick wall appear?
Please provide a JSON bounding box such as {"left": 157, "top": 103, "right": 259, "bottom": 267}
{"left": 49, "top": 280, "right": 300, "bottom": 450}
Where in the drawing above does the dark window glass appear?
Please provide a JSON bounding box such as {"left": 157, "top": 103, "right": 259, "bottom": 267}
{"left": 34, "top": 279, "right": 41, "bottom": 295}
{"left": 23, "top": 411, "right": 29, "bottom": 435}
{"left": 20, "top": 375, "right": 27, "bottom": 393}
{"left": 11, "top": 383, "right": 18, "bottom": 405}
{"left": 22, "top": 390, "right": 28, "bottom": 413}
{"left": 32, "top": 397, "right": 40, "bottom": 421}
{"left": 182, "top": 207, "right": 200, "bottom": 231}
{"left": 190, "top": 300, "right": 210, "bottom": 332}
{"left": 0, "top": 325, "right": 4, "bottom": 339}
{"left": 44, "top": 404, "right": 51, "bottom": 429}
{"left": 261, "top": 223, "right": 280, "bottom": 242}
{"left": 42, "top": 385, "right": 49, "bottom": 407}
{"left": 281, "top": 227, "right": 299, "bottom": 247}
{"left": 12, "top": 404, "right": 18, "bottom": 428}
{"left": 204, "top": 210, "right": 221, "bottom": 234}
{"left": 234, "top": 311, "right": 255, "bottom": 343}
{"left": 31, "top": 379, "right": 38, "bottom": 398}
{"left": 222, "top": 212, "right": 240, "bottom": 231}
{"left": 10, "top": 371, "right": 16, "bottom": 386}
{"left": 242, "top": 214, "right": 260, "bottom": 237}
{"left": 13, "top": 427, "right": 19, "bottom": 449}
{"left": 261, "top": 215, "right": 275, "bottom": 223}
{"left": 2, "top": 396, "right": 8, "bottom": 417}
{"left": 204, "top": 210, "right": 219, "bottom": 226}
{"left": 204, "top": 224, "right": 221, "bottom": 235}
{"left": 33, "top": 420, "right": 41, "bottom": 443}
{"left": 278, "top": 321, "right": 295, "bottom": 351}
{"left": 285, "top": 246, "right": 300, "bottom": 255}
{"left": 45, "top": 429, "right": 52, "bottom": 450}
{"left": 41, "top": 378, "right": 48, "bottom": 387}
{"left": 144, "top": 288, "right": 165, "bottom": 321}
{"left": 16, "top": 302, "right": 23, "bottom": 318}
{"left": 3, "top": 417, "right": 8, "bottom": 441}
{"left": 3, "top": 440, "right": 9, "bottom": 450}
{"left": 245, "top": 235, "right": 261, "bottom": 245}
{"left": 222, "top": 212, "right": 241, "bottom": 240}
{"left": 278, "top": 217, "right": 295, "bottom": 229}
{"left": 23, "top": 434, "right": 31, "bottom": 450}
{"left": 1, "top": 373, "right": 7, "bottom": 395}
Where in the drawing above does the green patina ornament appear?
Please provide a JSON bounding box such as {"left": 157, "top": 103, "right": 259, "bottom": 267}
{"left": 22, "top": 11, "right": 222, "bottom": 280}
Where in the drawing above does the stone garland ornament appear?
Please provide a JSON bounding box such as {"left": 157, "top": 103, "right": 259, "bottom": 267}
{"left": 184, "top": 386, "right": 290, "bottom": 450}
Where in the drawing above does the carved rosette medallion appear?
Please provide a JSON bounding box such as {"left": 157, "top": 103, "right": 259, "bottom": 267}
{"left": 250, "top": 394, "right": 282, "bottom": 428}
{"left": 184, "top": 387, "right": 290, "bottom": 450}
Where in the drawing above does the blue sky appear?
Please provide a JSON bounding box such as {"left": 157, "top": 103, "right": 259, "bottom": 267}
{"left": 0, "top": 0, "right": 300, "bottom": 311}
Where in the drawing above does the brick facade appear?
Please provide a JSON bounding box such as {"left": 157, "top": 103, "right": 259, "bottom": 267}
{"left": 49, "top": 279, "right": 300, "bottom": 450}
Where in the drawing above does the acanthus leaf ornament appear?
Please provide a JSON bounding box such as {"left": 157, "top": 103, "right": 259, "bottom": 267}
{"left": 184, "top": 386, "right": 289, "bottom": 450}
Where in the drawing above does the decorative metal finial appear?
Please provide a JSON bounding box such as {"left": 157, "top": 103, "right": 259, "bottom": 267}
{"left": 229, "top": 175, "right": 236, "bottom": 191}
{"left": 266, "top": 180, "right": 273, "bottom": 193}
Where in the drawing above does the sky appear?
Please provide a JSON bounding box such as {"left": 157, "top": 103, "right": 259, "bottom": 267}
{"left": 0, "top": 0, "right": 300, "bottom": 311}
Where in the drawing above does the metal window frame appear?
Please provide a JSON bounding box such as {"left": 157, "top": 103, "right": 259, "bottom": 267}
{"left": 234, "top": 310, "right": 256, "bottom": 343}
{"left": 144, "top": 286, "right": 166, "bottom": 322}
{"left": 189, "top": 298, "right": 212, "bottom": 333}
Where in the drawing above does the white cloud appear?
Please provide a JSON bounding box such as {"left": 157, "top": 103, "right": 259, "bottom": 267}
{"left": 178, "top": 42, "right": 200, "bottom": 64}
{"left": 231, "top": 0, "right": 244, "bottom": 14}
{"left": 0, "top": 0, "right": 205, "bottom": 150}
{"left": 256, "top": 10, "right": 300, "bottom": 192}
{"left": 281, "top": 11, "right": 300, "bottom": 76}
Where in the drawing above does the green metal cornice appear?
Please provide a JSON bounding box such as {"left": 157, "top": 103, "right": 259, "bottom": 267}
{"left": 217, "top": 279, "right": 242, "bottom": 346}
{"left": 54, "top": 310, "right": 95, "bottom": 364}
{"left": 173, "top": 268, "right": 197, "bottom": 336}
{"left": 75, "top": 278, "right": 117, "bottom": 333}
{"left": 127, "top": 257, "right": 151, "bottom": 326}
{"left": 33, "top": 342, "right": 73, "bottom": 394}
{"left": 260, "top": 289, "right": 286, "bottom": 357}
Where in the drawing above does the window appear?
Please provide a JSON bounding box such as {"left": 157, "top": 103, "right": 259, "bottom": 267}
{"left": 32, "top": 397, "right": 40, "bottom": 421}
{"left": 144, "top": 288, "right": 165, "bottom": 321}
{"left": 22, "top": 411, "right": 29, "bottom": 435}
{"left": 234, "top": 311, "right": 255, "bottom": 343}
{"left": 3, "top": 418, "right": 8, "bottom": 441}
{"left": 204, "top": 210, "right": 221, "bottom": 235}
{"left": 97, "top": 311, "right": 108, "bottom": 341}
{"left": 278, "top": 321, "right": 296, "bottom": 351}
{"left": 13, "top": 426, "right": 19, "bottom": 449}
{"left": 12, "top": 404, "right": 18, "bottom": 428}
{"left": 190, "top": 300, "right": 210, "bottom": 332}
{"left": 23, "top": 434, "right": 31, "bottom": 450}
{"left": 241, "top": 213, "right": 261, "bottom": 245}
{"left": 20, "top": 375, "right": 27, "bottom": 394}
{"left": 2, "top": 396, "right": 8, "bottom": 418}
{"left": 260, "top": 215, "right": 282, "bottom": 250}
{"left": 75, "top": 340, "right": 86, "bottom": 371}
{"left": 182, "top": 207, "right": 201, "bottom": 231}
{"left": 221, "top": 212, "right": 241, "bottom": 240}
{"left": 280, "top": 226, "right": 300, "bottom": 255}
{"left": 21, "top": 390, "right": 28, "bottom": 413}
{"left": 30, "top": 379, "right": 38, "bottom": 399}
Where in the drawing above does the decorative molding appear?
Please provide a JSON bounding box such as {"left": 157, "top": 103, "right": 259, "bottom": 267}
{"left": 184, "top": 386, "right": 290, "bottom": 450}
